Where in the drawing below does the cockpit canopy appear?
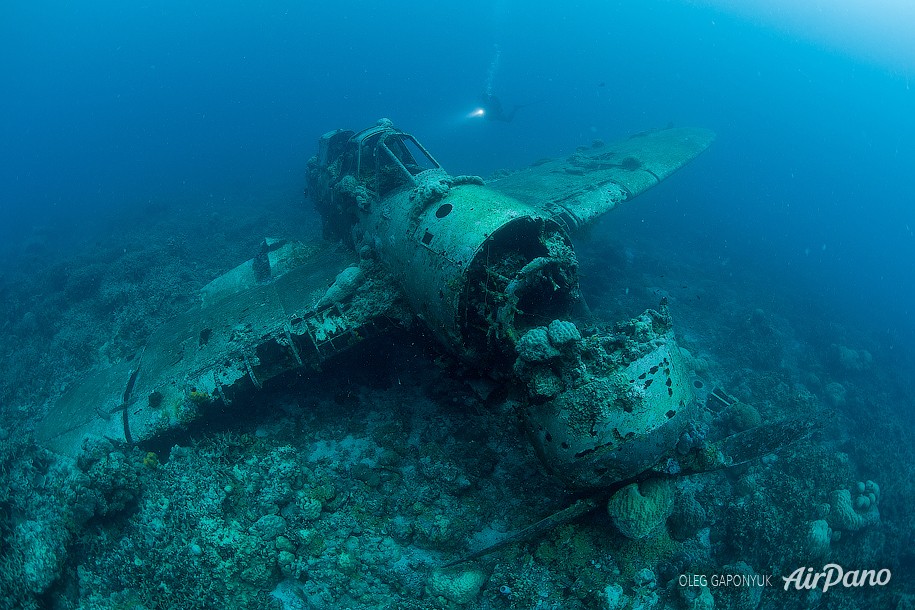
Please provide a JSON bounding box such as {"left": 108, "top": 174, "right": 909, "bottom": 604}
{"left": 309, "top": 119, "right": 443, "bottom": 242}
{"left": 350, "top": 120, "right": 441, "bottom": 196}
{"left": 315, "top": 119, "right": 441, "bottom": 196}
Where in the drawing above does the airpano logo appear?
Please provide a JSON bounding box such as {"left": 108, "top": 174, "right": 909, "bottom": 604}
{"left": 782, "top": 564, "right": 891, "bottom": 592}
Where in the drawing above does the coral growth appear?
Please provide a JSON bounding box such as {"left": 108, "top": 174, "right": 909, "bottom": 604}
{"left": 515, "top": 326, "right": 561, "bottom": 363}
{"left": 607, "top": 478, "right": 675, "bottom": 540}
{"left": 427, "top": 565, "right": 488, "bottom": 605}
{"left": 826, "top": 480, "right": 880, "bottom": 532}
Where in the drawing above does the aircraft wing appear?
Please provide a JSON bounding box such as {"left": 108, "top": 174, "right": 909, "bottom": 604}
{"left": 36, "top": 239, "right": 400, "bottom": 457}
{"left": 488, "top": 127, "right": 715, "bottom": 232}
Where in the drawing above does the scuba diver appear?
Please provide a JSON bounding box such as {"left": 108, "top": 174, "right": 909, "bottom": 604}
{"left": 479, "top": 93, "right": 522, "bottom": 122}
{"left": 473, "top": 45, "right": 527, "bottom": 123}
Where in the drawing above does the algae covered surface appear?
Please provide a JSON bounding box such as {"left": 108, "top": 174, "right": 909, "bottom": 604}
{"left": 1, "top": 195, "right": 912, "bottom": 610}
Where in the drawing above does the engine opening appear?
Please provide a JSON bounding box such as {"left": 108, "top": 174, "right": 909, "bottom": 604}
{"left": 511, "top": 257, "right": 579, "bottom": 329}
{"left": 459, "top": 216, "right": 579, "bottom": 367}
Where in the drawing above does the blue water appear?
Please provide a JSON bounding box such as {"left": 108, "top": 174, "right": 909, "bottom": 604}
{"left": 3, "top": 1, "right": 913, "bottom": 347}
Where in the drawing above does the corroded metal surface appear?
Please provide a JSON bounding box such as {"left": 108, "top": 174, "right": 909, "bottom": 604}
{"left": 37, "top": 244, "right": 371, "bottom": 456}
{"left": 490, "top": 127, "right": 715, "bottom": 231}
{"left": 39, "top": 121, "right": 717, "bottom": 494}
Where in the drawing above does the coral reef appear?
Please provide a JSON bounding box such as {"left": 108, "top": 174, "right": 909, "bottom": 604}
{"left": 807, "top": 519, "right": 832, "bottom": 559}
{"left": 0, "top": 436, "right": 143, "bottom": 609}
{"left": 722, "top": 401, "right": 761, "bottom": 433}
{"left": 712, "top": 561, "right": 761, "bottom": 610}
{"left": 679, "top": 583, "right": 715, "bottom": 610}
{"left": 607, "top": 478, "right": 675, "bottom": 540}
{"left": 546, "top": 319, "right": 582, "bottom": 346}
{"left": 604, "top": 583, "right": 630, "bottom": 609}
{"left": 427, "top": 565, "right": 488, "bottom": 605}
{"left": 515, "top": 326, "right": 561, "bottom": 363}
{"left": 1, "top": 186, "right": 913, "bottom": 610}
{"left": 831, "top": 344, "right": 873, "bottom": 372}
{"left": 668, "top": 492, "right": 708, "bottom": 542}
{"left": 826, "top": 480, "right": 880, "bottom": 532}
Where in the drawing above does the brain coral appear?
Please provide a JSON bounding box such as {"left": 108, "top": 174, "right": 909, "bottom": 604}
{"left": 728, "top": 401, "right": 762, "bottom": 432}
{"left": 427, "top": 565, "right": 488, "bottom": 604}
{"left": 516, "top": 327, "right": 560, "bottom": 363}
{"left": 547, "top": 319, "right": 582, "bottom": 346}
{"left": 668, "top": 493, "right": 707, "bottom": 541}
{"left": 607, "top": 478, "right": 674, "bottom": 539}
{"left": 807, "top": 519, "right": 832, "bottom": 559}
{"left": 827, "top": 482, "right": 880, "bottom": 532}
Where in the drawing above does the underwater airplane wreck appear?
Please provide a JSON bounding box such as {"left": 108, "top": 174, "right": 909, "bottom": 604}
{"left": 37, "top": 118, "right": 789, "bottom": 498}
